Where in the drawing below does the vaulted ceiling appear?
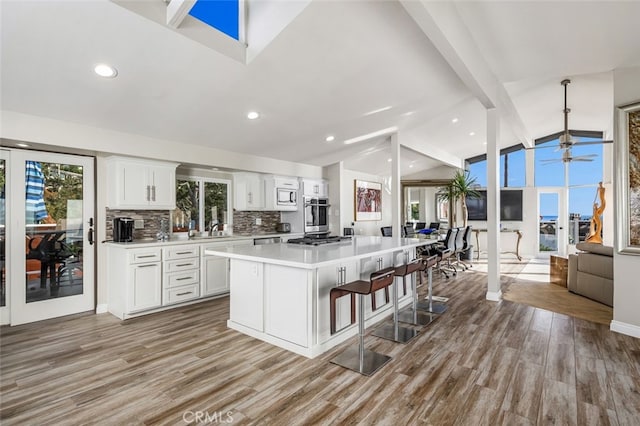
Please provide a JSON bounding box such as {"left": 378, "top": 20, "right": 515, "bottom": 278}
{"left": 1, "top": 1, "right": 639, "bottom": 177}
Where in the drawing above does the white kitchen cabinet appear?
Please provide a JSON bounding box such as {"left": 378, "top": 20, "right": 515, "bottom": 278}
{"left": 106, "top": 157, "right": 178, "bottom": 210}
{"left": 107, "top": 246, "right": 163, "bottom": 318}
{"left": 234, "top": 172, "right": 264, "bottom": 210}
{"left": 264, "top": 264, "right": 310, "bottom": 347}
{"left": 229, "top": 259, "right": 264, "bottom": 331}
{"left": 301, "top": 178, "right": 328, "bottom": 198}
{"left": 317, "top": 259, "right": 358, "bottom": 341}
{"left": 162, "top": 246, "right": 200, "bottom": 305}
{"left": 202, "top": 255, "right": 229, "bottom": 297}
{"left": 129, "top": 262, "right": 162, "bottom": 312}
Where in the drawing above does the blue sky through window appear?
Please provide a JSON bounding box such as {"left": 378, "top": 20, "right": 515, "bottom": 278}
{"left": 189, "top": 0, "right": 239, "bottom": 41}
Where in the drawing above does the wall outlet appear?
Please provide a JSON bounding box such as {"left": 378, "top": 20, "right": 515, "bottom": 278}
{"left": 134, "top": 219, "right": 144, "bottom": 229}
{"left": 255, "top": 217, "right": 262, "bottom": 225}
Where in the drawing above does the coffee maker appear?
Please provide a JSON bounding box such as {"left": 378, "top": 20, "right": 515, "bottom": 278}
{"left": 113, "top": 217, "right": 134, "bottom": 242}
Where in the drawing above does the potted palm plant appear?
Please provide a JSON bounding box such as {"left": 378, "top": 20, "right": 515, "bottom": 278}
{"left": 439, "top": 170, "right": 481, "bottom": 227}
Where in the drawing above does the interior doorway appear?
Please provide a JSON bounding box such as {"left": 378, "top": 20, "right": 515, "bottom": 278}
{"left": 3, "top": 149, "right": 95, "bottom": 325}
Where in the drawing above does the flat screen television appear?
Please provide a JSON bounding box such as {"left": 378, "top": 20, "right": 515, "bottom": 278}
{"left": 466, "top": 189, "right": 523, "bottom": 221}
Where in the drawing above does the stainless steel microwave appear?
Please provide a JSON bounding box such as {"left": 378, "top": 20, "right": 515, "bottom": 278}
{"left": 277, "top": 188, "right": 297, "bottom": 207}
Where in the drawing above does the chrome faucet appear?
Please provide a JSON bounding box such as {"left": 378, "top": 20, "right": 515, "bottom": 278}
{"left": 208, "top": 221, "right": 219, "bottom": 236}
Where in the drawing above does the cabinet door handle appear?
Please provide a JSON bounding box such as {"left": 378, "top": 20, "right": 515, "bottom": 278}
{"left": 176, "top": 291, "right": 193, "bottom": 296}
{"left": 175, "top": 251, "right": 192, "bottom": 255}
{"left": 138, "top": 254, "right": 157, "bottom": 259}
{"left": 176, "top": 276, "right": 191, "bottom": 281}
{"left": 146, "top": 185, "right": 150, "bottom": 201}
{"left": 152, "top": 185, "right": 156, "bottom": 202}
{"left": 176, "top": 263, "right": 192, "bottom": 267}
{"left": 137, "top": 264, "right": 156, "bottom": 268}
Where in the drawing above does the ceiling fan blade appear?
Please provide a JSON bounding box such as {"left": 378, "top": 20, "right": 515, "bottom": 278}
{"left": 571, "top": 158, "right": 594, "bottom": 162}
{"left": 541, "top": 159, "right": 564, "bottom": 164}
{"left": 572, "top": 140, "right": 614, "bottom": 146}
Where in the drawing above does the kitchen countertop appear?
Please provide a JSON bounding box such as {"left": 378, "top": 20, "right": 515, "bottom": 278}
{"left": 204, "top": 235, "right": 437, "bottom": 269}
{"left": 103, "top": 232, "right": 302, "bottom": 248}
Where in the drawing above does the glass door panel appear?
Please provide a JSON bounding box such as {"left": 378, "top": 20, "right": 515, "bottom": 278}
{"left": 24, "top": 161, "right": 85, "bottom": 303}
{"left": 8, "top": 150, "right": 94, "bottom": 325}
{"left": 538, "top": 189, "right": 568, "bottom": 256}
{"left": 1, "top": 152, "right": 7, "bottom": 321}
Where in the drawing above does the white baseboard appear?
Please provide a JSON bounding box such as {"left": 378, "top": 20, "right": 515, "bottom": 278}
{"left": 95, "top": 304, "right": 108, "bottom": 314}
{"left": 610, "top": 320, "right": 640, "bottom": 338}
{"left": 486, "top": 290, "right": 502, "bottom": 302}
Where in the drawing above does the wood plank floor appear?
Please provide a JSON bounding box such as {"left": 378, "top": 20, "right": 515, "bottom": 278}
{"left": 1, "top": 262, "right": 639, "bottom": 425}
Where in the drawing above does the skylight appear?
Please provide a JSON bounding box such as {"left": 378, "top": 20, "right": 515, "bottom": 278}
{"left": 189, "top": 0, "right": 240, "bottom": 41}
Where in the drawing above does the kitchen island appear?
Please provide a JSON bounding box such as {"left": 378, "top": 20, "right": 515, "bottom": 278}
{"left": 205, "top": 236, "right": 436, "bottom": 358}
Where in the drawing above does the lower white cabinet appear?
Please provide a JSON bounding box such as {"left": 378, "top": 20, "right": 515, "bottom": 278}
{"left": 264, "top": 264, "right": 309, "bottom": 347}
{"left": 229, "top": 259, "right": 264, "bottom": 331}
{"left": 202, "top": 255, "right": 229, "bottom": 297}
{"left": 129, "top": 262, "right": 162, "bottom": 313}
{"left": 316, "top": 260, "right": 358, "bottom": 341}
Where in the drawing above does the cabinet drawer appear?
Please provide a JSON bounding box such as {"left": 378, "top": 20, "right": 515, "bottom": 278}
{"left": 163, "top": 284, "right": 200, "bottom": 305}
{"left": 165, "top": 257, "right": 200, "bottom": 273}
{"left": 129, "top": 249, "right": 162, "bottom": 264}
{"left": 164, "top": 269, "right": 199, "bottom": 289}
{"left": 164, "top": 246, "right": 200, "bottom": 260}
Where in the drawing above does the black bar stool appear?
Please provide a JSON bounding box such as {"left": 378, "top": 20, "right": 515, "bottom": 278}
{"left": 372, "top": 257, "right": 419, "bottom": 344}
{"left": 417, "top": 254, "right": 447, "bottom": 314}
{"left": 330, "top": 270, "right": 395, "bottom": 376}
{"left": 396, "top": 258, "right": 439, "bottom": 326}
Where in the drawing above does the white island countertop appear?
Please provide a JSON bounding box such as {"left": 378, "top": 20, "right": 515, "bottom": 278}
{"left": 204, "top": 236, "right": 436, "bottom": 269}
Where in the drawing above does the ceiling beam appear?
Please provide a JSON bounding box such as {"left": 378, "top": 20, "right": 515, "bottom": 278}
{"left": 400, "top": 0, "right": 533, "bottom": 148}
{"left": 166, "top": 0, "right": 196, "bottom": 28}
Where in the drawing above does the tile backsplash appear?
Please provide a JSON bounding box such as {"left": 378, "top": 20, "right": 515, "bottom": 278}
{"left": 233, "top": 211, "right": 281, "bottom": 235}
{"left": 106, "top": 209, "right": 282, "bottom": 240}
{"left": 105, "top": 209, "right": 169, "bottom": 241}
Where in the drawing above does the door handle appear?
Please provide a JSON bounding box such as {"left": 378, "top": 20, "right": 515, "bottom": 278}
{"left": 88, "top": 228, "right": 94, "bottom": 245}
{"left": 152, "top": 185, "right": 156, "bottom": 202}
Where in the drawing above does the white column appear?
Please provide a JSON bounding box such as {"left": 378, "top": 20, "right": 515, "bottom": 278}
{"left": 390, "top": 133, "right": 401, "bottom": 238}
{"left": 486, "top": 108, "right": 502, "bottom": 301}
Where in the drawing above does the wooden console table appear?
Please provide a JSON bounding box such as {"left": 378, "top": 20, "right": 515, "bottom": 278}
{"left": 473, "top": 229, "right": 523, "bottom": 261}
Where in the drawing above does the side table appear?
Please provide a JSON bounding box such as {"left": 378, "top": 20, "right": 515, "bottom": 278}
{"left": 550, "top": 254, "right": 568, "bottom": 287}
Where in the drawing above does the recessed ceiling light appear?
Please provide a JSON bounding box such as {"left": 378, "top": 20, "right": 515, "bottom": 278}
{"left": 211, "top": 167, "right": 219, "bottom": 171}
{"left": 16, "top": 142, "right": 30, "bottom": 148}
{"left": 403, "top": 111, "right": 415, "bottom": 116}
{"left": 247, "top": 111, "right": 260, "bottom": 120}
{"left": 387, "top": 158, "right": 392, "bottom": 162}
{"left": 409, "top": 164, "right": 414, "bottom": 168}
{"left": 452, "top": 118, "right": 459, "bottom": 123}
{"left": 483, "top": 142, "right": 487, "bottom": 145}
{"left": 325, "top": 135, "right": 335, "bottom": 142}
{"left": 469, "top": 132, "right": 475, "bottom": 136}
{"left": 94, "top": 63, "right": 117, "bottom": 78}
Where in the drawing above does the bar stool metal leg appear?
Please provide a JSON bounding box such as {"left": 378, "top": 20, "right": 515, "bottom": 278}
{"left": 398, "top": 270, "right": 438, "bottom": 326}
{"left": 330, "top": 294, "right": 392, "bottom": 376}
{"left": 417, "top": 266, "right": 447, "bottom": 314}
{"left": 372, "top": 276, "right": 418, "bottom": 343}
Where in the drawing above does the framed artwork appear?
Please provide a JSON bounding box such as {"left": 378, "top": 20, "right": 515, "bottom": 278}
{"left": 354, "top": 180, "right": 382, "bottom": 221}
{"left": 616, "top": 101, "right": 640, "bottom": 255}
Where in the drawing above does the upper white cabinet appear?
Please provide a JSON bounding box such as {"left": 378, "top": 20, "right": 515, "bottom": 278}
{"left": 264, "top": 175, "right": 299, "bottom": 211}
{"left": 301, "top": 179, "right": 328, "bottom": 198}
{"left": 106, "top": 157, "right": 178, "bottom": 210}
{"left": 233, "top": 172, "right": 264, "bottom": 210}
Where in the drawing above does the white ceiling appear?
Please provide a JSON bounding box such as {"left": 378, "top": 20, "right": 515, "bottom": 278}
{"left": 1, "top": 0, "right": 639, "bottom": 177}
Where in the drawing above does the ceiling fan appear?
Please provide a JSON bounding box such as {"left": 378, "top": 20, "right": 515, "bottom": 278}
{"left": 530, "top": 79, "right": 613, "bottom": 163}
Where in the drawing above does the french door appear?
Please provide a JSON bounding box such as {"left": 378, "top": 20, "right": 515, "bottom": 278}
{"left": 3, "top": 149, "right": 95, "bottom": 325}
{"left": 538, "top": 189, "right": 567, "bottom": 256}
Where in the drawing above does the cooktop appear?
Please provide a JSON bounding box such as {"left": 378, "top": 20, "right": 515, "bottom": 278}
{"left": 287, "top": 235, "right": 352, "bottom": 246}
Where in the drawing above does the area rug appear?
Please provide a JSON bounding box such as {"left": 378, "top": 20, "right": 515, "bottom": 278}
{"left": 503, "top": 280, "right": 613, "bottom": 325}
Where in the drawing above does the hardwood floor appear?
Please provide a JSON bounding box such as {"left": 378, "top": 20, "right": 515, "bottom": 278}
{"left": 1, "top": 263, "right": 639, "bottom": 425}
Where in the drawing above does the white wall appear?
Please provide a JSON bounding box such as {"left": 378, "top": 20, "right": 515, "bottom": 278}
{"left": 612, "top": 66, "right": 640, "bottom": 336}
{"left": 342, "top": 169, "right": 391, "bottom": 236}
